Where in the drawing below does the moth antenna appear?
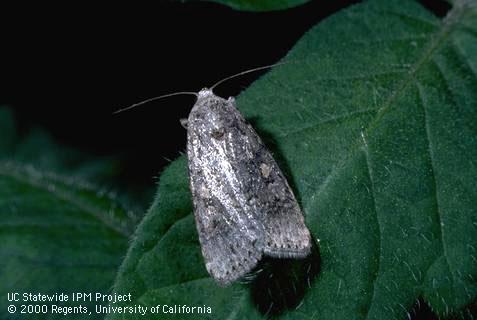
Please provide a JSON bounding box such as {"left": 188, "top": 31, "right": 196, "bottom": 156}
{"left": 113, "top": 91, "right": 198, "bottom": 114}
{"left": 210, "top": 61, "right": 287, "bottom": 91}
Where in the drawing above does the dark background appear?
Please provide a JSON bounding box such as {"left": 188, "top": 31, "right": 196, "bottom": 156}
{"left": 0, "top": 1, "right": 452, "bottom": 318}
{"left": 0, "top": 0, "right": 449, "bottom": 190}
{"left": 1, "top": 1, "right": 359, "bottom": 189}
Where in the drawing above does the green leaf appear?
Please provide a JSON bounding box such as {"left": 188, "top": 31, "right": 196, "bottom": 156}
{"left": 0, "top": 107, "right": 135, "bottom": 319}
{"left": 109, "top": 0, "right": 477, "bottom": 319}
{"left": 193, "top": 0, "right": 309, "bottom": 12}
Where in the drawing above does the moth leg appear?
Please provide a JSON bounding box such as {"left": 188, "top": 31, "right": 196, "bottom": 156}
{"left": 180, "top": 118, "right": 188, "bottom": 129}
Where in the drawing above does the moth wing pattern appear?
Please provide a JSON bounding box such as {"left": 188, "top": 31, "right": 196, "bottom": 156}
{"left": 250, "top": 141, "right": 312, "bottom": 258}
{"left": 187, "top": 89, "right": 311, "bottom": 285}
{"left": 189, "top": 191, "right": 264, "bottom": 285}
{"left": 234, "top": 119, "right": 312, "bottom": 259}
{"left": 187, "top": 91, "right": 264, "bottom": 285}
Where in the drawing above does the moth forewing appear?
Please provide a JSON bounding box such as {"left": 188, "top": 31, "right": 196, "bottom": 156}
{"left": 187, "top": 88, "right": 311, "bottom": 285}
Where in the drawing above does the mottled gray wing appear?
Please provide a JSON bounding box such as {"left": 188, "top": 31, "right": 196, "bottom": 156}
{"left": 187, "top": 90, "right": 311, "bottom": 285}
{"left": 231, "top": 119, "right": 312, "bottom": 259}
{"left": 187, "top": 92, "right": 265, "bottom": 285}
{"left": 250, "top": 142, "right": 312, "bottom": 258}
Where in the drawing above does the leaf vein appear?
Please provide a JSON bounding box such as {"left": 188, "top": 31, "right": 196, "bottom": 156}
{"left": 449, "top": 39, "right": 477, "bottom": 82}
{"left": 280, "top": 108, "right": 378, "bottom": 138}
{"left": 349, "top": 35, "right": 429, "bottom": 46}
{"left": 416, "top": 82, "right": 455, "bottom": 283}
{"left": 0, "top": 162, "right": 131, "bottom": 237}
{"left": 379, "top": 10, "right": 439, "bottom": 28}
{"left": 361, "top": 135, "right": 383, "bottom": 320}
{"left": 309, "top": 1, "right": 461, "bottom": 203}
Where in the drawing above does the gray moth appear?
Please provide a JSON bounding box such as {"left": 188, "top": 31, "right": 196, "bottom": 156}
{"left": 186, "top": 88, "right": 312, "bottom": 286}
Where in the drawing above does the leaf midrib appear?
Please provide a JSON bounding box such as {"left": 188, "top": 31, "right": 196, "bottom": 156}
{"left": 306, "top": 3, "right": 464, "bottom": 209}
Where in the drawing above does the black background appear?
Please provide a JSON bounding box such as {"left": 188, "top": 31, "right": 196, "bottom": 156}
{"left": 0, "top": 1, "right": 453, "bottom": 318}
{"left": 0, "top": 0, "right": 449, "bottom": 189}
{"left": 1, "top": 1, "right": 361, "bottom": 189}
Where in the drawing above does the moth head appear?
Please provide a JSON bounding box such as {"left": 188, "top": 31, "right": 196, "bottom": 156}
{"left": 191, "top": 90, "right": 235, "bottom": 141}
{"left": 198, "top": 88, "right": 213, "bottom": 98}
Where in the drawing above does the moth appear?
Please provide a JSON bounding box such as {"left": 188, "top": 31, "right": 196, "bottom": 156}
{"left": 114, "top": 64, "right": 312, "bottom": 286}
{"left": 186, "top": 87, "right": 312, "bottom": 286}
